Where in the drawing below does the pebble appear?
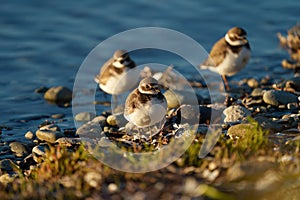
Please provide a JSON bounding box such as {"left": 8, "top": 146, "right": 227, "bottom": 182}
{"left": 59, "top": 176, "right": 74, "bottom": 188}
{"left": 84, "top": 171, "right": 102, "bottom": 188}
{"left": 247, "top": 78, "right": 259, "bottom": 88}
{"left": 51, "top": 113, "right": 65, "bottom": 119}
{"left": 108, "top": 183, "right": 119, "bottom": 193}
{"left": 287, "top": 102, "right": 299, "bottom": 110}
{"left": 263, "top": 90, "right": 298, "bottom": 106}
{"left": 164, "top": 90, "right": 202, "bottom": 109}
{"left": 92, "top": 115, "right": 107, "bottom": 126}
{"left": 9, "top": 142, "right": 28, "bottom": 157}
{"left": 36, "top": 124, "right": 64, "bottom": 143}
{"left": 25, "top": 131, "right": 35, "bottom": 140}
{"left": 34, "top": 86, "right": 49, "bottom": 94}
{"left": 179, "top": 105, "right": 218, "bottom": 125}
{"left": 285, "top": 77, "right": 300, "bottom": 91}
{"left": 223, "top": 105, "right": 251, "bottom": 123}
{"left": 55, "top": 137, "right": 82, "bottom": 147}
{"left": 251, "top": 88, "right": 265, "bottom": 97}
{"left": 32, "top": 144, "right": 49, "bottom": 157}
{"left": 0, "top": 174, "right": 16, "bottom": 185}
{"left": 74, "top": 112, "right": 96, "bottom": 122}
{"left": 44, "top": 86, "right": 72, "bottom": 103}
{"left": 106, "top": 113, "right": 128, "bottom": 127}
{"left": 76, "top": 117, "right": 103, "bottom": 139}
{"left": 183, "top": 177, "right": 198, "bottom": 195}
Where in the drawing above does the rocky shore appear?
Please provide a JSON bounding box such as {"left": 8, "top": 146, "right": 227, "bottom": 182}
{"left": 0, "top": 24, "right": 300, "bottom": 200}
{"left": 0, "top": 69, "right": 299, "bottom": 199}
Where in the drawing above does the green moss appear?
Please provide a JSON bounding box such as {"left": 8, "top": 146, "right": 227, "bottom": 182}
{"left": 228, "top": 117, "right": 270, "bottom": 159}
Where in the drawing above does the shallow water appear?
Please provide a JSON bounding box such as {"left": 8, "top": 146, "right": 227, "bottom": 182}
{"left": 0, "top": 0, "right": 299, "bottom": 140}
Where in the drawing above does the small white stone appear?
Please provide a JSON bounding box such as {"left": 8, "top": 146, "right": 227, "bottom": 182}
{"left": 25, "top": 131, "right": 34, "bottom": 140}
{"left": 108, "top": 183, "right": 118, "bottom": 193}
{"left": 84, "top": 172, "right": 101, "bottom": 188}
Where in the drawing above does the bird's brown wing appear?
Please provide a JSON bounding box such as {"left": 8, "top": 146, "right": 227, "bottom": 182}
{"left": 124, "top": 89, "right": 140, "bottom": 115}
{"left": 94, "top": 58, "right": 114, "bottom": 85}
{"left": 202, "top": 38, "right": 228, "bottom": 67}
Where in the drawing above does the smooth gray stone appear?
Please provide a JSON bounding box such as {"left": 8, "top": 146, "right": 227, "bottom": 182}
{"left": 263, "top": 90, "right": 298, "bottom": 106}
{"left": 36, "top": 124, "right": 64, "bottom": 143}
{"left": 32, "top": 144, "right": 49, "bottom": 157}
{"left": 9, "top": 142, "right": 28, "bottom": 157}
{"left": 74, "top": 112, "right": 96, "bottom": 122}
{"left": 44, "top": 86, "right": 72, "bottom": 102}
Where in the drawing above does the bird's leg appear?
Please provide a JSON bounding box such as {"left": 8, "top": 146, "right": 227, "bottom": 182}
{"left": 112, "top": 95, "right": 118, "bottom": 111}
{"left": 222, "top": 75, "right": 230, "bottom": 91}
{"left": 148, "top": 126, "right": 152, "bottom": 141}
{"left": 137, "top": 127, "right": 142, "bottom": 141}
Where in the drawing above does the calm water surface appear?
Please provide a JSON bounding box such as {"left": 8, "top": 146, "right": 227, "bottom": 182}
{"left": 0, "top": 0, "right": 299, "bottom": 140}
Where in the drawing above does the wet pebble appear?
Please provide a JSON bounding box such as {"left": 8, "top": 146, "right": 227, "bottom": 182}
{"left": 183, "top": 177, "right": 198, "bottom": 195}
{"left": 44, "top": 86, "right": 72, "bottom": 103}
{"left": 106, "top": 113, "right": 128, "bottom": 127}
{"left": 84, "top": 171, "right": 102, "bottom": 188}
{"left": 108, "top": 183, "right": 119, "bottom": 193}
{"left": 263, "top": 90, "right": 298, "bottom": 106}
{"left": 251, "top": 88, "right": 265, "bottom": 97}
{"left": 32, "top": 144, "right": 49, "bottom": 157}
{"left": 76, "top": 116, "right": 105, "bottom": 138}
{"left": 285, "top": 77, "right": 300, "bottom": 91}
{"left": 164, "top": 90, "right": 202, "bottom": 109}
{"left": 223, "top": 105, "right": 251, "bottom": 123}
{"left": 247, "top": 78, "right": 259, "bottom": 88}
{"left": 34, "top": 86, "right": 49, "bottom": 94}
{"left": 36, "top": 124, "right": 64, "bottom": 143}
{"left": 25, "top": 131, "right": 35, "bottom": 140}
{"left": 243, "top": 96, "right": 263, "bottom": 107}
{"left": 75, "top": 112, "right": 96, "bottom": 122}
{"left": 9, "top": 142, "right": 28, "bottom": 157}
{"left": 51, "top": 113, "right": 65, "bottom": 119}
{"left": 55, "top": 137, "right": 82, "bottom": 147}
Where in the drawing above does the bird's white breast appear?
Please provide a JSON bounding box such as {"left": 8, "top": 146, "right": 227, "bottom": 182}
{"left": 100, "top": 68, "right": 140, "bottom": 95}
{"left": 215, "top": 47, "right": 251, "bottom": 76}
{"left": 124, "top": 97, "right": 167, "bottom": 128}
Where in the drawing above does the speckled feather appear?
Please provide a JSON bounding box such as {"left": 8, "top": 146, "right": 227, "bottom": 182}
{"left": 95, "top": 58, "right": 135, "bottom": 85}
{"left": 124, "top": 88, "right": 166, "bottom": 115}
{"left": 203, "top": 38, "right": 250, "bottom": 67}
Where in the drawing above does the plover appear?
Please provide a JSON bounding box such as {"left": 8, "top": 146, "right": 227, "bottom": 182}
{"left": 200, "top": 27, "right": 251, "bottom": 90}
{"left": 124, "top": 77, "right": 167, "bottom": 137}
{"left": 94, "top": 49, "right": 138, "bottom": 95}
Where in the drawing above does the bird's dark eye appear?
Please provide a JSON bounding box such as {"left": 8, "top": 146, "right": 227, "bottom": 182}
{"left": 145, "top": 84, "right": 151, "bottom": 89}
{"left": 119, "top": 60, "right": 124, "bottom": 64}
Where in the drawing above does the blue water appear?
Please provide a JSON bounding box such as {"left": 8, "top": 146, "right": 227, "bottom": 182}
{"left": 0, "top": 0, "right": 299, "bottom": 138}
